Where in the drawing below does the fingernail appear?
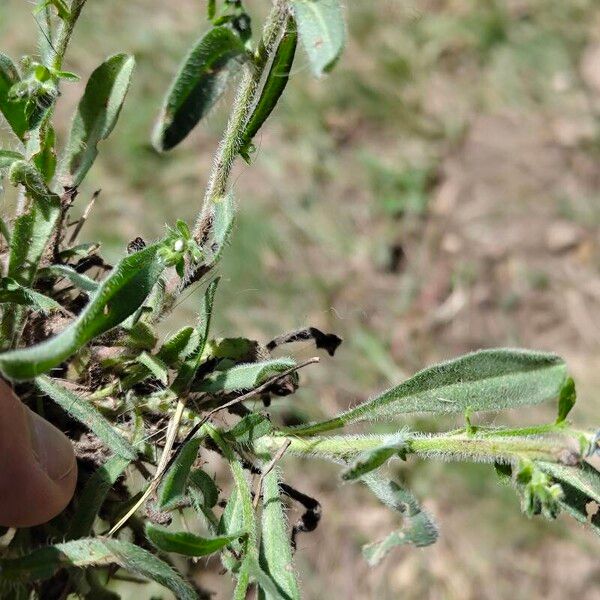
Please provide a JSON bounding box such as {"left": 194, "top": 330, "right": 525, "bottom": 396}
{"left": 27, "top": 409, "right": 76, "bottom": 481}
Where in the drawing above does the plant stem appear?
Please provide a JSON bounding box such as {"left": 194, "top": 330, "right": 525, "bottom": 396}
{"left": 51, "top": 0, "right": 88, "bottom": 71}
{"left": 254, "top": 429, "right": 583, "bottom": 466}
{"left": 192, "top": 0, "right": 289, "bottom": 239}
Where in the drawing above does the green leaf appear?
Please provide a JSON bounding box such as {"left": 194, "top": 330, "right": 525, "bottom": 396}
{"left": 226, "top": 413, "right": 272, "bottom": 444}
{"left": 157, "top": 326, "right": 198, "bottom": 365}
{"left": 37, "top": 264, "right": 99, "bottom": 293}
{"left": 136, "top": 351, "right": 169, "bottom": 385}
{"left": 68, "top": 455, "right": 131, "bottom": 539}
{"left": 204, "top": 192, "right": 235, "bottom": 266}
{"left": 0, "top": 243, "right": 167, "bottom": 380}
{"left": 189, "top": 468, "right": 219, "bottom": 508}
{"left": 341, "top": 430, "right": 409, "bottom": 481}
{"left": 539, "top": 462, "right": 600, "bottom": 536}
{"left": 361, "top": 475, "right": 438, "bottom": 565}
{"left": 0, "top": 216, "right": 10, "bottom": 245}
{"left": 172, "top": 278, "right": 219, "bottom": 393}
{"left": 0, "top": 538, "right": 198, "bottom": 600}
{"left": 62, "top": 54, "right": 135, "bottom": 186}
{"left": 258, "top": 469, "right": 300, "bottom": 600}
{"left": 36, "top": 376, "right": 137, "bottom": 459}
{"left": 0, "top": 53, "right": 28, "bottom": 139}
{"left": 0, "top": 277, "right": 62, "bottom": 313}
{"left": 31, "top": 120, "right": 56, "bottom": 182}
{"left": 158, "top": 437, "right": 202, "bottom": 510}
{"left": 556, "top": 377, "right": 576, "bottom": 424}
{"left": 0, "top": 150, "right": 24, "bottom": 171}
{"left": 290, "top": 349, "right": 568, "bottom": 436}
{"left": 146, "top": 524, "right": 242, "bottom": 557}
{"left": 153, "top": 26, "right": 246, "bottom": 151}
{"left": 292, "top": 0, "right": 346, "bottom": 77}
{"left": 240, "top": 18, "right": 297, "bottom": 159}
{"left": 6, "top": 161, "right": 60, "bottom": 287}
{"left": 196, "top": 357, "right": 296, "bottom": 393}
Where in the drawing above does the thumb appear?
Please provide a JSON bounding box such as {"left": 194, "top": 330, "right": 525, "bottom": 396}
{"left": 0, "top": 379, "right": 77, "bottom": 527}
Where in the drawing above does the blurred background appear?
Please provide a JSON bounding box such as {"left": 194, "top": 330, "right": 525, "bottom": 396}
{"left": 2, "top": 0, "right": 600, "bottom": 598}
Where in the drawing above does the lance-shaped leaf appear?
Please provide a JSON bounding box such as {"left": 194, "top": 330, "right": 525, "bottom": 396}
{"left": 0, "top": 53, "right": 28, "bottom": 139}
{"left": 146, "top": 524, "right": 243, "bottom": 557}
{"left": 556, "top": 377, "right": 576, "bottom": 424}
{"left": 0, "top": 277, "right": 62, "bottom": 313}
{"left": 0, "top": 150, "right": 24, "bottom": 171}
{"left": 539, "top": 461, "right": 600, "bottom": 536}
{"left": 0, "top": 538, "right": 198, "bottom": 600}
{"left": 36, "top": 376, "right": 136, "bottom": 459}
{"left": 258, "top": 469, "right": 300, "bottom": 600}
{"left": 153, "top": 26, "right": 246, "bottom": 151}
{"left": 172, "top": 278, "right": 219, "bottom": 393}
{"left": 226, "top": 413, "right": 272, "bottom": 444}
{"left": 62, "top": 54, "right": 135, "bottom": 186}
{"left": 290, "top": 349, "right": 567, "bottom": 436}
{"left": 341, "top": 430, "right": 410, "bottom": 481}
{"left": 7, "top": 161, "right": 60, "bottom": 287}
{"left": 67, "top": 455, "right": 131, "bottom": 539}
{"left": 157, "top": 326, "right": 198, "bottom": 365}
{"left": 37, "top": 264, "right": 99, "bottom": 293}
{"left": 292, "top": 0, "right": 345, "bottom": 77}
{"left": 196, "top": 357, "right": 296, "bottom": 393}
{"left": 189, "top": 468, "right": 219, "bottom": 508}
{"left": 361, "top": 474, "right": 438, "bottom": 565}
{"left": 209, "top": 426, "right": 257, "bottom": 576}
{"left": 158, "top": 436, "right": 202, "bottom": 510}
{"left": 203, "top": 192, "right": 235, "bottom": 266}
{"left": 136, "top": 351, "right": 169, "bottom": 385}
{"left": 0, "top": 243, "right": 166, "bottom": 380}
{"left": 240, "top": 18, "right": 297, "bottom": 159}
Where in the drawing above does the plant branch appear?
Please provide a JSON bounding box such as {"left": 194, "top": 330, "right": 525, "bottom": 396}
{"left": 51, "top": 0, "right": 88, "bottom": 70}
{"left": 192, "top": 0, "right": 289, "bottom": 239}
{"left": 253, "top": 429, "right": 585, "bottom": 466}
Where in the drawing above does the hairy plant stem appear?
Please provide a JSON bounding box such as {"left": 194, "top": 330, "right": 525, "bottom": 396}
{"left": 192, "top": 0, "right": 289, "bottom": 239}
{"left": 253, "top": 427, "right": 588, "bottom": 466}
{"left": 51, "top": 0, "right": 88, "bottom": 71}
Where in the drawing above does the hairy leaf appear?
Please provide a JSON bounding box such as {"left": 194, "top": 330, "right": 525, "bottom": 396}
{"left": 172, "top": 278, "right": 219, "bottom": 392}
{"left": 146, "top": 524, "right": 242, "bottom": 557}
{"left": 196, "top": 357, "right": 296, "bottom": 393}
{"left": 36, "top": 376, "right": 137, "bottom": 459}
{"left": 62, "top": 54, "right": 135, "bottom": 186}
{"left": 0, "top": 243, "right": 166, "bottom": 380}
{"left": 361, "top": 475, "right": 438, "bottom": 565}
{"left": 240, "top": 18, "right": 297, "bottom": 158}
{"left": 341, "top": 430, "right": 410, "bottom": 481}
{"left": 292, "top": 0, "right": 345, "bottom": 77}
{"left": 6, "top": 161, "right": 60, "bottom": 287}
{"left": 556, "top": 377, "right": 576, "bottom": 424}
{"left": 0, "top": 277, "right": 61, "bottom": 313}
{"left": 68, "top": 455, "right": 131, "bottom": 539}
{"left": 0, "top": 150, "right": 24, "bottom": 171}
{"left": 136, "top": 351, "right": 169, "bottom": 385}
{"left": 202, "top": 191, "right": 235, "bottom": 266}
{"left": 157, "top": 326, "right": 198, "bottom": 365}
{"left": 153, "top": 26, "right": 246, "bottom": 151}
{"left": 158, "top": 436, "right": 202, "bottom": 510}
{"left": 539, "top": 462, "right": 600, "bottom": 536}
{"left": 37, "top": 264, "right": 100, "bottom": 293}
{"left": 258, "top": 469, "right": 300, "bottom": 600}
{"left": 226, "top": 413, "right": 272, "bottom": 444}
{"left": 0, "top": 53, "right": 28, "bottom": 139}
{"left": 290, "top": 349, "right": 567, "bottom": 436}
{"left": 189, "top": 468, "right": 219, "bottom": 508}
{"left": 0, "top": 538, "right": 197, "bottom": 600}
